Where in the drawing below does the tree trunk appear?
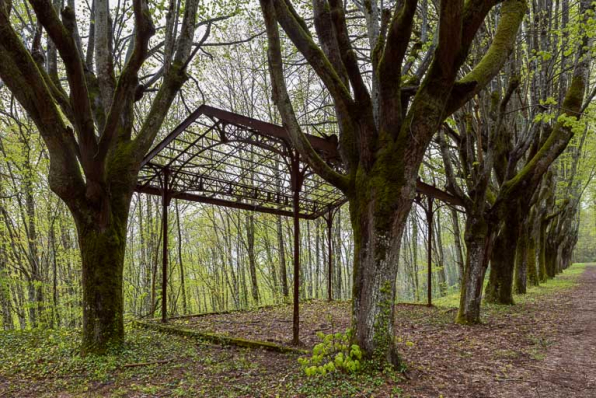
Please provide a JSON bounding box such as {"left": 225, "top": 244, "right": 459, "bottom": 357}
{"left": 0, "top": 244, "right": 12, "bottom": 330}
{"left": 412, "top": 214, "right": 420, "bottom": 301}
{"left": 314, "top": 220, "right": 321, "bottom": 299}
{"left": 485, "top": 211, "right": 520, "bottom": 305}
{"left": 545, "top": 239, "right": 558, "bottom": 278}
{"left": 277, "top": 216, "right": 289, "bottom": 299}
{"left": 513, "top": 222, "right": 529, "bottom": 294}
{"left": 246, "top": 213, "right": 259, "bottom": 305}
{"left": 527, "top": 233, "right": 539, "bottom": 286}
{"left": 77, "top": 205, "right": 129, "bottom": 354}
{"left": 456, "top": 215, "right": 491, "bottom": 325}
{"left": 334, "top": 212, "right": 342, "bottom": 300}
{"left": 451, "top": 209, "right": 465, "bottom": 285}
{"left": 538, "top": 219, "right": 548, "bottom": 282}
{"left": 434, "top": 214, "right": 448, "bottom": 296}
{"left": 349, "top": 162, "right": 413, "bottom": 367}
{"left": 175, "top": 202, "right": 187, "bottom": 315}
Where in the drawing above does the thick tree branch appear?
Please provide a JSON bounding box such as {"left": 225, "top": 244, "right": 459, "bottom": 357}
{"left": 260, "top": 0, "right": 349, "bottom": 191}
{"left": 0, "top": 13, "right": 85, "bottom": 207}
{"left": 328, "top": 0, "right": 370, "bottom": 104}
{"left": 377, "top": 0, "right": 417, "bottom": 136}
{"left": 435, "top": 0, "right": 463, "bottom": 76}
{"left": 438, "top": 128, "right": 469, "bottom": 207}
{"left": 28, "top": 0, "right": 98, "bottom": 165}
{"left": 133, "top": 0, "right": 201, "bottom": 157}
{"left": 312, "top": 0, "right": 347, "bottom": 86}
{"left": 94, "top": 0, "right": 116, "bottom": 109}
{"left": 445, "top": 0, "right": 527, "bottom": 115}
{"left": 96, "top": 0, "right": 155, "bottom": 161}
{"left": 495, "top": 73, "right": 587, "bottom": 212}
{"left": 272, "top": 0, "right": 355, "bottom": 115}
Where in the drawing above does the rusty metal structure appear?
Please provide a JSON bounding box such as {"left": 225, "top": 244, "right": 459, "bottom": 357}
{"left": 135, "top": 104, "right": 463, "bottom": 344}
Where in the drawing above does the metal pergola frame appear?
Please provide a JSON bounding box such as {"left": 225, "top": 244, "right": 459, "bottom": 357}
{"left": 135, "top": 104, "right": 464, "bottom": 345}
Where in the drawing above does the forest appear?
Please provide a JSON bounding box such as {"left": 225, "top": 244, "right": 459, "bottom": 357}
{"left": 0, "top": 0, "right": 595, "bottom": 396}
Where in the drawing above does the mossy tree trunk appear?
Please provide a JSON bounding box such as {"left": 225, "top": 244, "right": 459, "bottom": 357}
{"left": 545, "top": 237, "right": 558, "bottom": 278}
{"left": 514, "top": 221, "right": 529, "bottom": 294}
{"left": 348, "top": 147, "right": 417, "bottom": 365}
{"left": 73, "top": 154, "right": 137, "bottom": 353}
{"left": 456, "top": 215, "right": 492, "bottom": 325}
{"left": 0, "top": 0, "right": 204, "bottom": 353}
{"left": 538, "top": 218, "right": 548, "bottom": 282}
{"left": 527, "top": 234, "right": 539, "bottom": 286}
{"left": 77, "top": 202, "right": 130, "bottom": 354}
{"left": 261, "top": 0, "right": 526, "bottom": 368}
{"left": 485, "top": 210, "right": 521, "bottom": 305}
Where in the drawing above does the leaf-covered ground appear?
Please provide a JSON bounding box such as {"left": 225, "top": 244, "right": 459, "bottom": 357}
{"left": 0, "top": 263, "right": 592, "bottom": 397}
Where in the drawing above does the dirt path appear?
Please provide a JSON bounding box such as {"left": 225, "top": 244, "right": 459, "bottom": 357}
{"left": 1, "top": 265, "right": 594, "bottom": 397}
{"left": 502, "top": 264, "right": 596, "bottom": 398}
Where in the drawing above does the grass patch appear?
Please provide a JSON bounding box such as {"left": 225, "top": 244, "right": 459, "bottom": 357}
{"left": 0, "top": 325, "right": 403, "bottom": 397}
{"left": 518, "top": 263, "right": 589, "bottom": 305}
{"left": 424, "top": 262, "right": 589, "bottom": 310}
{"left": 0, "top": 264, "right": 589, "bottom": 397}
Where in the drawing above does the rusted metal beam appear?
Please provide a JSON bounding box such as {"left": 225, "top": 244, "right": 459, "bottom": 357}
{"left": 141, "top": 105, "right": 340, "bottom": 168}
{"left": 161, "top": 169, "right": 170, "bottom": 323}
{"left": 291, "top": 155, "right": 302, "bottom": 346}
{"left": 416, "top": 180, "right": 464, "bottom": 207}
{"left": 201, "top": 106, "right": 340, "bottom": 159}
{"left": 135, "top": 184, "right": 319, "bottom": 220}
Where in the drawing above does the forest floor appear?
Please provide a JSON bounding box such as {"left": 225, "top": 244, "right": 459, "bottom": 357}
{"left": 0, "top": 263, "right": 594, "bottom": 397}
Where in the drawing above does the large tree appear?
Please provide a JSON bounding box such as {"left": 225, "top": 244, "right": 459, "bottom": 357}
{"left": 260, "top": 0, "right": 526, "bottom": 366}
{"left": 0, "top": 0, "right": 228, "bottom": 353}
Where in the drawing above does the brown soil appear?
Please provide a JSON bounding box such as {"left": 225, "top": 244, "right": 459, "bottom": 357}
{"left": 170, "top": 265, "right": 596, "bottom": 397}
{"left": 2, "top": 265, "right": 593, "bottom": 397}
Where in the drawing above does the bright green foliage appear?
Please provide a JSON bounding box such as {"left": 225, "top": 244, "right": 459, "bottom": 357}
{"left": 298, "top": 329, "right": 363, "bottom": 376}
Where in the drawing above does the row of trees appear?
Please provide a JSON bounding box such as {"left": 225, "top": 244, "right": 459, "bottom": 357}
{"left": 259, "top": 0, "right": 594, "bottom": 366}
{"left": 0, "top": 0, "right": 594, "bottom": 368}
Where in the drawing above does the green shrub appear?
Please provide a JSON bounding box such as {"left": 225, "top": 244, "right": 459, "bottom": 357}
{"left": 298, "top": 329, "right": 363, "bottom": 376}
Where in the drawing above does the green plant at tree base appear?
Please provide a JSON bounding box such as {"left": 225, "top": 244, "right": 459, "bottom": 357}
{"left": 298, "top": 328, "right": 363, "bottom": 376}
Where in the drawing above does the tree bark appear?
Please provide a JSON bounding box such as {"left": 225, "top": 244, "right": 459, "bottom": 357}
{"left": 246, "top": 213, "right": 260, "bottom": 305}
{"left": 513, "top": 221, "right": 529, "bottom": 294}
{"left": 434, "top": 213, "right": 448, "bottom": 296}
{"left": 485, "top": 210, "right": 520, "bottom": 305}
{"left": 412, "top": 214, "right": 420, "bottom": 301}
{"left": 538, "top": 218, "right": 548, "bottom": 282}
{"left": 349, "top": 159, "right": 415, "bottom": 367}
{"left": 527, "top": 233, "right": 539, "bottom": 286}
{"left": 77, "top": 196, "right": 131, "bottom": 354}
{"left": 175, "top": 201, "right": 187, "bottom": 315}
{"left": 451, "top": 209, "right": 465, "bottom": 285}
{"left": 456, "top": 214, "right": 491, "bottom": 324}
